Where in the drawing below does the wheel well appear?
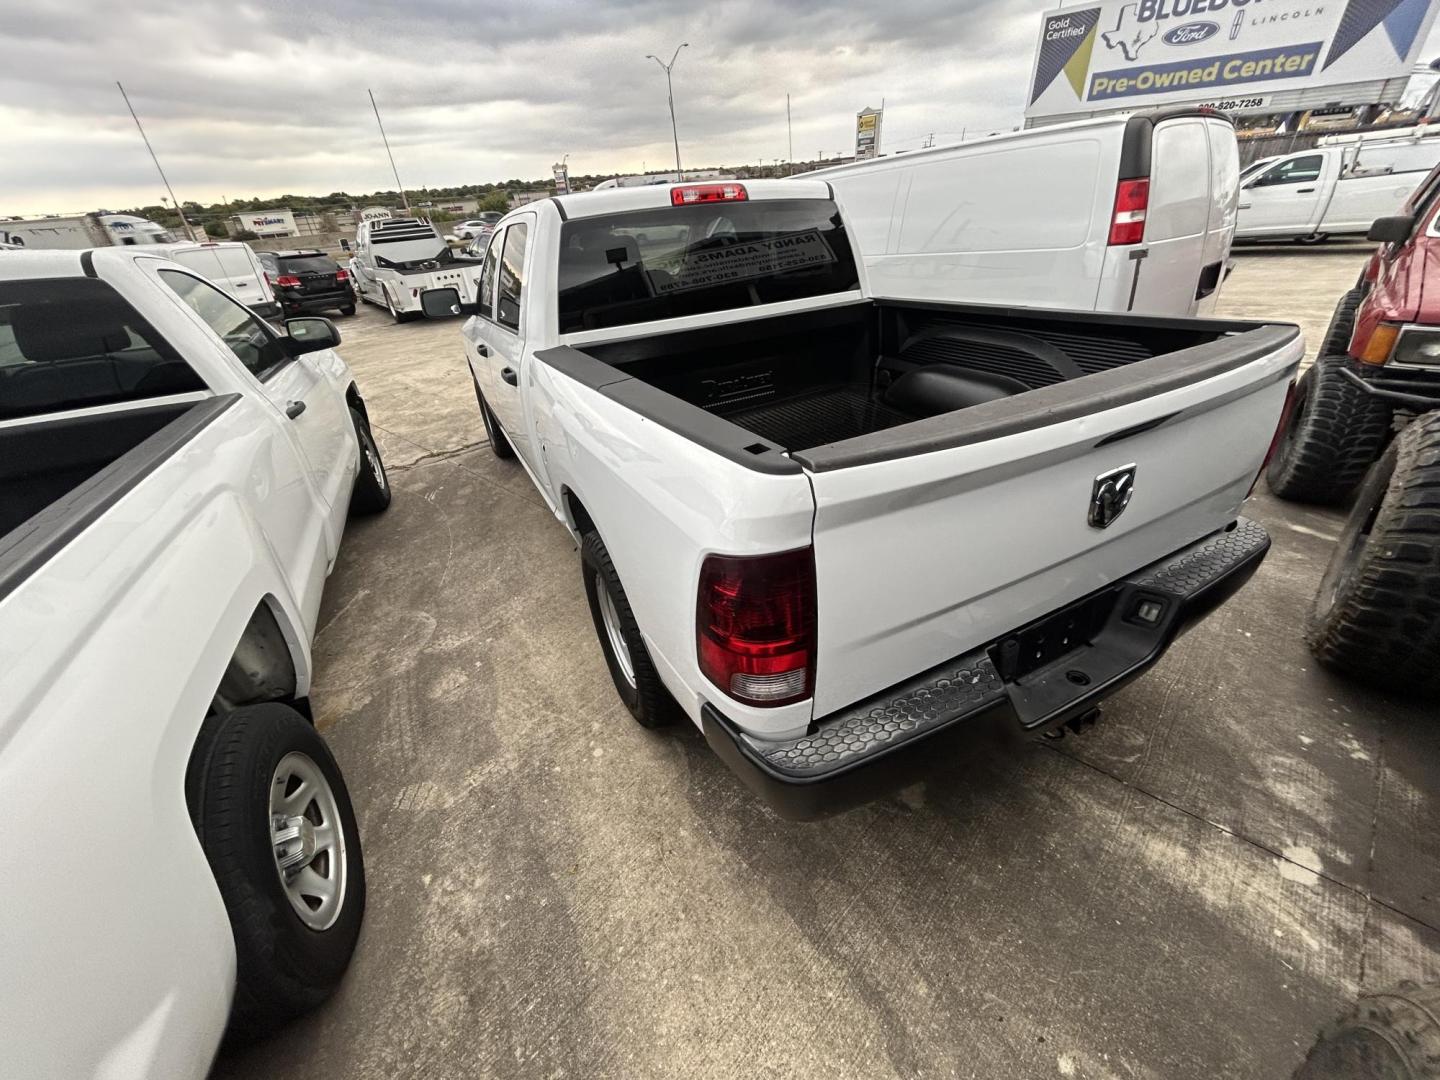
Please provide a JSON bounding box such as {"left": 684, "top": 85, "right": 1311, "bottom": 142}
{"left": 214, "top": 601, "right": 300, "bottom": 713}
{"left": 562, "top": 488, "right": 595, "bottom": 538}
{"left": 345, "top": 383, "right": 367, "bottom": 424}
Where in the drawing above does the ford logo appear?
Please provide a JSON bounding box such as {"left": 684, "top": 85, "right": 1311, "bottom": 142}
{"left": 1164, "top": 21, "right": 1219, "bottom": 45}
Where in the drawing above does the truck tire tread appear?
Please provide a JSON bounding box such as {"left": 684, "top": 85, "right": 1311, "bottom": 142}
{"left": 348, "top": 408, "right": 391, "bottom": 515}
{"left": 1307, "top": 412, "right": 1440, "bottom": 695}
{"left": 1292, "top": 980, "right": 1440, "bottom": 1078}
{"left": 475, "top": 382, "right": 515, "bottom": 460}
{"left": 1266, "top": 343, "right": 1391, "bottom": 505}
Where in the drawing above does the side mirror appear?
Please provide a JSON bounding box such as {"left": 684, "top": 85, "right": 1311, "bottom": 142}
{"left": 420, "top": 287, "right": 480, "bottom": 318}
{"left": 284, "top": 317, "right": 340, "bottom": 355}
{"left": 1367, "top": 215, "right": 1414, "bottom": 244}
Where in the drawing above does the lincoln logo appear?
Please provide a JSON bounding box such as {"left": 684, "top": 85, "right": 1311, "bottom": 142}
{"left": 1089, "top": 464, "right": 1137, "bottom": 529}
{"left": 1164, "top": 21, "right": 1219, "bottom": 45}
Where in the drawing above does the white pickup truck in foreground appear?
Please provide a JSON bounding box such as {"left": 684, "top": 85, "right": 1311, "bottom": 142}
{"left": 0, "top": 248, "right": 390, "bottom": 1078}
{"left": 425, "top": 179, "right": 1302, "bottom": 820}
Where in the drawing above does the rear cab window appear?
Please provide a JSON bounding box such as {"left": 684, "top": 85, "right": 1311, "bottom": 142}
{"left": 557, "top": 198, "right": 861, "bottom": 333}
{"left": 0, "top": 278, "right": 205, "bottom": 421}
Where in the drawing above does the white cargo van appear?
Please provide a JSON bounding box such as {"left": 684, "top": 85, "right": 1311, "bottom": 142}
{"left": 802, "top": 108, "right": 1238, "bottom": 317}
{"left": 156, "top": 240, "right": 279, "bottom": 319}
{"left": 1236, "top": 129, "right": 1440, "bottom": 243}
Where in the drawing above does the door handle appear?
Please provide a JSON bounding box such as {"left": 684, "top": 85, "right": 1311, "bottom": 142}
{"left": 1297, "top": 187, "right": 1316, "bottom": 193}
{"left": 285, "top": 400, "right": 307, "bottom": 419}
{"left": 1238, "top": 203, "right": 1251, "bottom": 210}
{"left": 501, "top": 367, "right": 518, "bottom": 386}
{"left": 476, "top": 343, "right": 490, "bottom": 357}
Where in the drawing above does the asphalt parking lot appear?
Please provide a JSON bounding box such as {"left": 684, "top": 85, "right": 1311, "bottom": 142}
{"left": 216, "top": 242, "right": 1440, "bottom": 1080}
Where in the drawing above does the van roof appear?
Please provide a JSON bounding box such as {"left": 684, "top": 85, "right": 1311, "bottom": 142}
{"left": 801, "top": 106, "right": 1228, "bottom": 181}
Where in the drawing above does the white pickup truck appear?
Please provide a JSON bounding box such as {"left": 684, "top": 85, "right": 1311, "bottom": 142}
{"left": 0, "top": 248, "right": 390, "bottom": 1078}
{"left": 423, "top": 180, "right": 1302, "bottom": 820}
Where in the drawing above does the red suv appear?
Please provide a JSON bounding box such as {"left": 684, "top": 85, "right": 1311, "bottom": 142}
{"left": 1265, "top": 162, "right": 1440, "bottom": 694}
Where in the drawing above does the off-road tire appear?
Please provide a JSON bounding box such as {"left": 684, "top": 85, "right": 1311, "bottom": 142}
{"left": 187, "top": 703, "right": 365, "bottom": 1044}
{"left": 1306, "top": 411, "right": 1440, "bottom": 695}
{"left": 474, "top": 381, "right": 515, "bottom": 460}
{"left": 1319, "top": 287, "right": 1364, "bottom": 358}
{"left": 1292, "top": 980, "right": 1440, "bottom": 1078}
{"left": 580, "top": 531, "right": 680, "bottom": 729}
{"left": 348, "top": 408, "right": 391, "bottom": 515}
{"left": 1266, "top": 350, "right": 1392, "bottom": 505}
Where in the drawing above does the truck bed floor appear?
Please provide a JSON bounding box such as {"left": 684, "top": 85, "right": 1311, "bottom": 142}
{"left": 712, "top": 385, "right": 913, "bottom": 450}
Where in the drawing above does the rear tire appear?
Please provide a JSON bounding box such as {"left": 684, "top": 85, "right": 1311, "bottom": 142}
{"left": 348, "top": 408, "right": 391, "bottom": 515}
{"left": 187, "top": 703, "right": 365, "bottom": 1044}
{"left": 580, "top": 531, "right": 680, "bottom": 729}
{"left": 340, "top": 304, "right": 356, "bottom": 316}
{"left": 1306, "top": 412, "right": 1440, "bottom": 695}
{"left": 1293, "top": 981, "right": 1440, "bottom": 1078}
{"left": 474, "top": 381, "right": 515, "bottom": 460}
{"left": 1265, "top": 351, "right": 1391, "bottom": 505}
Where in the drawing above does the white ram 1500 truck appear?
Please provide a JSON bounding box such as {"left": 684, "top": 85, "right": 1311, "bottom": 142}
{"left": 423, "top": 179, "right": 1302, "bottom": 820}
{"left": 0, "top": 248, "right": 391, "bottom": 1078}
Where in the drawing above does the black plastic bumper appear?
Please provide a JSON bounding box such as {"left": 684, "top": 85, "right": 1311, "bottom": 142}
{"left": 279, "top": 290, "right": 354, "bottom": 314}
{"left": 702, "top": 518, "right": 1271, "bottom": 821}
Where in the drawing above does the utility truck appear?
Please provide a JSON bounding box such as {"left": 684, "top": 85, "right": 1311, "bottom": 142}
{"left": 0, "top": 247, "right": 391, "bottom": 1078}
{"left": 348, "top": 210, "right": 483, "bottom": 322}
{"left": 423, "top": 178, "right": 1302, "bottom": 820}
{"left": 0, "top": 211, "right": 176, "bottom": 249}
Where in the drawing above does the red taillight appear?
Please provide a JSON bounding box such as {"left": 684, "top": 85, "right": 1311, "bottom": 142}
{"left": 671, "top": 183, "right": 748, "bottom": 206}
{"left": 1108, "top": 178, "right": 1149, "bottom": 246}
{"left": 1251, "top": 378, "right": 1298, "bottom": 496}
{"left": 697, "top": 547, "right": 815, "bottom": 707}
{"left": 275, "top": 275, "right": 301, "bottom": 287}
{"left": 335, "top": 268, "right": 349, "bottom": 281}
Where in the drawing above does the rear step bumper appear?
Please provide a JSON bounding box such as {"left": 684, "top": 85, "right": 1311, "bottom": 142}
{"left": 702, "top": 517, "right": 1270, "bottom": 821}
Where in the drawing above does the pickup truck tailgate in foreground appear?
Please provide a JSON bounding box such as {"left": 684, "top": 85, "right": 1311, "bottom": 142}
{"left": 803, "top": 329, "right": 1300, "bottom": 717}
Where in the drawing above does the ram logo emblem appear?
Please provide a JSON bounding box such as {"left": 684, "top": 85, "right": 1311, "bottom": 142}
{"left": 1089, "top": 464, "right": 1137, "bottom": 529}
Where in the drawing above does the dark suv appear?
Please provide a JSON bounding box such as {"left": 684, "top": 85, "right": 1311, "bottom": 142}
{"left": 257, "top": 250, "right": 356, "bottom": 317}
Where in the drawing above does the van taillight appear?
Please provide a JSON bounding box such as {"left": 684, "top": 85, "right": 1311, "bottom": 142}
{"left": 1108, "top": 178, "right": 1150, "bottom": 246}
{"left": 697, "top": 548, "right": 815, "bottom": 707}
{"left": 671, "top": 183, "right": 748, "bottom": 205}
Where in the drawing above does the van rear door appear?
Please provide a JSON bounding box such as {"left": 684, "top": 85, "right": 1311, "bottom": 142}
{"left": 1126, "top": 117, "right": 1234, "bottom": 316}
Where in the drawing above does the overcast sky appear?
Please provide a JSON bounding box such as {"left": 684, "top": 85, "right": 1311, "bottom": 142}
{"left": 4, "top": 0, "right": 1440, "bottom": 216}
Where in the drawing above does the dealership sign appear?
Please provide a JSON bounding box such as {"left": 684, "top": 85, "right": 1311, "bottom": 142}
{"left": 855, "top": 106, "right": 884, "bottom": 161}
{"left": 1025, "top": 0, "right": 1440, "bottom": 119}
{"left": 237, "top": 209, "right": 296, "bottom": 237}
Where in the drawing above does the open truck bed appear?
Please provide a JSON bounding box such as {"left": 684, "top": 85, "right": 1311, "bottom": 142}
{"left": 546, "top": 298, "right": 1293, "bottom": 471}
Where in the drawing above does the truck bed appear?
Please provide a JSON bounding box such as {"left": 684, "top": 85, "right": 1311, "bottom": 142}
{"left": 566, "top": 299, "right": 1279, "bottom": 466}
{"left": 0, "top": 397, "right": 231, "bottom": 597}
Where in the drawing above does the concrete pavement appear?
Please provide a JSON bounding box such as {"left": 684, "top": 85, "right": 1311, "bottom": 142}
{"left": 214, "top": 246, "right": 1440, "bottom": 1080}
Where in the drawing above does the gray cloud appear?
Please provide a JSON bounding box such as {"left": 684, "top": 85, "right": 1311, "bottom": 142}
{"left": 4, "top": 0, "right": 1430, "bottom": 216}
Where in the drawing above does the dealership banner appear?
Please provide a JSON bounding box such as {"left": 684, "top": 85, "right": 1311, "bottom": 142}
{"left": 855, "top": 106, "right": 884, "bottom": 160}
{"left": 1025, "top": 0, "right": 1440, "bottom": 119}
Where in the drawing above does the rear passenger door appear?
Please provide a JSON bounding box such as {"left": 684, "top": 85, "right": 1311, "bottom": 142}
{"left": 473, "top": 215, "right": 536, "bottom": 470}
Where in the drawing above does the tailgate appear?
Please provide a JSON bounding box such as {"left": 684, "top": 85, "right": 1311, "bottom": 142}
{"left": 802, "top": 325, "right": 1300, "bottom": 717}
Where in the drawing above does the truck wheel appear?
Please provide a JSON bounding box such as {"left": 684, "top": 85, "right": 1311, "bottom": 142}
{"left": 1265, "top": 351, "right": 1391, "bottom": 505}
{"left": 1293, "top": 981, "right": 1440, "bottom": 1078}
{"left": 187, "top": 703, "right": 365, "bottom": 1043}
{"left": 349, "top": 408, "right": 391, "bottom": 515}
{"left": 474, "top": 381, "right": 515, "bottom": 460}
{"left": 580, "top": 531, "right": 680, "bottom": 729}
{"left": 1306, "top": 412, "right": 1440, "bottom": 695}
{"left": 1318, "top": 287, "right": 1364, "bottom": 358}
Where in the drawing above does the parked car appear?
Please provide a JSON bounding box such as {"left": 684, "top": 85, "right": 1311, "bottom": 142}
{"left": 1265, "top": 165, "right": 1440, "bottom": 694}
{"left": 161, "top": 240, "right": 280, "bottom": 319}
{"left": 348, "top": 212, "right": 483, "bottom": 323}
{"left": 801, "top": 107, "right": 1238, "bottom": 316}
{"left": 452, "top": 214, "right": 502, "bottom": 240}
{"left": 421, "top": 178, "right": 1301, "bottom": 819}
{"left": 0, "top": 247, "right": 391, "bottom": 1079}
{"left": 1236, "top": 129, "right": 1440, "bottom": 243}
{"left": 257, "top": 249, "right": 356, "bottom": 317}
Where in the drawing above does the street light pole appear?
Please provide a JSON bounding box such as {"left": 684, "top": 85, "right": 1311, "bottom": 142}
{"left": 646, "top": 43, "right": 689, "bottom": 180}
